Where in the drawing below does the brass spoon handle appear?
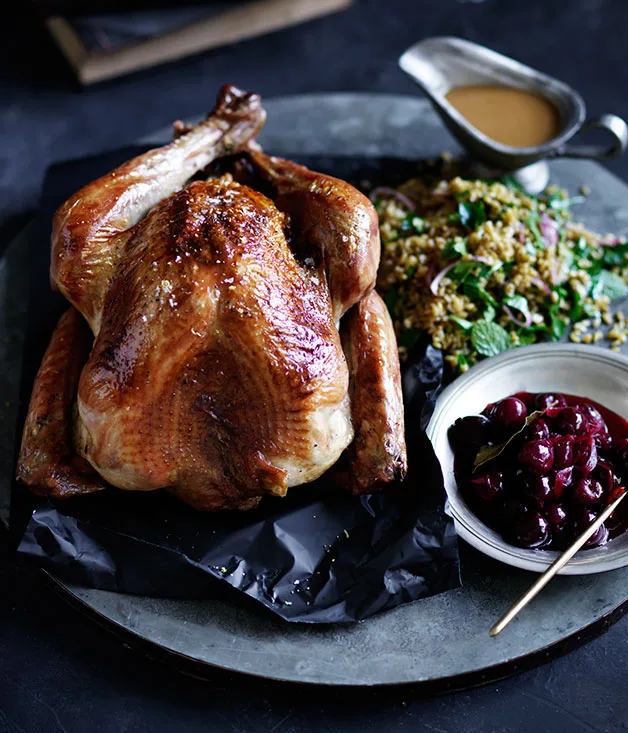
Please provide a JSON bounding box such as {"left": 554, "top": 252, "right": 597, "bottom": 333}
{"left": 490, "top": 490, "right": 627, "bottom": 637}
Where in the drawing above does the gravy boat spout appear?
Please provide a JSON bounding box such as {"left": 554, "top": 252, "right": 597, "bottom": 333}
{"left": 399, "top": 37, "right": 627, "bottom": 190}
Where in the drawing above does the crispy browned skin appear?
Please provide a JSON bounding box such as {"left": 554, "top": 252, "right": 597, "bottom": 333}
{"left": 240, "top": 151, "right": 381, "bottom": 320}
{"left": 16, "top": 308, "right": 106, "bottom": 498}
{"left": 74, "top": 176, "right": 352, "bottom": 510}
{"left": 18, "top": 85, "right": 407, "bottom": 510}
{"left": 341, "top": 291, "right": 407, "bottom": 494}
{"left": 51, "top": 84, "right": 266, "bottom": 332}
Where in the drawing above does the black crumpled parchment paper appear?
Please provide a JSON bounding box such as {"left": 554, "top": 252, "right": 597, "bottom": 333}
{"left": 13, "top": 148, "right": 459, "bottom": 623}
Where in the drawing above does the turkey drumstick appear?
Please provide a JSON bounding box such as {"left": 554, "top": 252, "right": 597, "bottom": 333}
{"left": 52, "top": 85, "right": 265, "bottom": 332}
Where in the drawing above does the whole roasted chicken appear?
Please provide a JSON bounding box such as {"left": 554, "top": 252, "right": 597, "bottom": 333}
{"left": 17, "top": 85, "right": 407, "bottom": 511}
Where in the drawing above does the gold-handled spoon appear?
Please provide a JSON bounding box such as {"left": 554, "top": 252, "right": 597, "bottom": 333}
{"left": 490, "top": 489, "right": 627, "bottom": 637}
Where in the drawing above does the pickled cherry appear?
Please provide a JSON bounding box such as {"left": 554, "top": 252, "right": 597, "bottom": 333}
{"left": 449, "top": 391, "right": 628, "bottom": 551}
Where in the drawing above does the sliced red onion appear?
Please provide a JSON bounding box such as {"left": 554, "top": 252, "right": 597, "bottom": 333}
{"left": 518, "top": 224, "right": 526, "bottom": 245}
{"left": 429, "top": 261, "right": 457, "bottom": 295}
{"left": 554, "top": 467, "right": 574, "bottom": 500}
{"left": 503, "top": 304, "right": 532, "bottom": 328}
{"left": 369, "top": 187, "right": 417, "bottom": 211}
{"left": 531, "top": 277, "right": 551, "bottom": 295}
{"left": 539, "top": 212, "right": 559, "bottom": 247}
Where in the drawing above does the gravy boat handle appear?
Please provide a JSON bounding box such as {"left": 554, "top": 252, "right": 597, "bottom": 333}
{"left": 555, "top": 113, "right": 628, "bottom": 160}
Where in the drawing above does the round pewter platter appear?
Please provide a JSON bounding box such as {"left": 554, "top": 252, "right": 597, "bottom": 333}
{"left": 4, "top": 94, "right": 628, "bottom": 688}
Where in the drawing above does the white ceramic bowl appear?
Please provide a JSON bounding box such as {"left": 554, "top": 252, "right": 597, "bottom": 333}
{"left": 426, "top": 343, "right": 628, "bottom": 574}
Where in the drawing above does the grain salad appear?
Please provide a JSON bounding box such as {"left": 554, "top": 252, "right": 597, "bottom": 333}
{"left": 374, "top": 171, "right": 628, "bottom": 373}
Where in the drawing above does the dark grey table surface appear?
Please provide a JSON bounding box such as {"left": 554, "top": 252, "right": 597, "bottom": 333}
{"left": 3, "top": 0, "right": 628, "bottom": 730}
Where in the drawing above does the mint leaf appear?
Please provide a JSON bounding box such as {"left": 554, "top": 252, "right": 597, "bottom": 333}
{"left": 449, "top": 315, "right": 473, "bottom": 331}
{"left": 503, "top": 294, "right": 531, "bottom": 321}
{"left": 442, "top": 238, "right": 468, "bottom": 260}
{"left": 400, "top": 214, "right": 426, "bottom": 235}
{"left": 464, "top": 281, "right": 499, "bottom": 309}
{"left": 471, "top": 320, "right": 511, "bottom": 357}
{"left": 449, "top": 261, "right": 478, "bottom": 282}
{"left": 458, "top": 201, "right": 486, "bottom": 230}
{"left": 550, "top": 313, "right": 567, "bottom": 340}
{"left": 592, "top": 270, "right": 628, "bottom": 301}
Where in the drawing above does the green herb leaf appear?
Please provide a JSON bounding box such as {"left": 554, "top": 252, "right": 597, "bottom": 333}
{"left": 548, "top": 195, "right": 585, "bottom": 210}
{"left": 526, "top": 214, "right": 545, "bottom": 248}
{"left": 474, "top": 408, "right": 548, "bottom": 470}
{"left": 457, "top": 353, "right": 469, "bottom": 371}
{"left": 464, "top": 281, "right": 499, "bottom": 308}
{"left": 449, "top": 315, "right": 474, "bottom": 331}
{"left": 591, "top": 270, "right": 628, "bottom": 301}
{"left": 550, "top": 312, "right": 567, "bottom": 340}
{"left": 405, "top": 265, "right": 417, "bottom": 279}
{"left": 442, "top": 238, "right": 468, "bottom": 261}
{"left": 449, "top": 261, "right": 478, "bottom": 283}
{"left": 570, "top": 288, "right": 583, "bottom": 321}
{"left": 503, "top": 294, "right": 531, "bottom": 322}
{"left": 601, "top": 241, "right": 628, "bottom": 267}
{"left": 517, "top": 329, "right": 538, "bottom": 345}
{"left": 458, "top": 201, "right": 486, "bottom": 230}
{"left": 400, "top": 214, "right": 426, "bottom": 235}
{"left": 483, "top": 304, "right": 496, "bottom": 322}
{"left": 471, "top": 320, "right": 511, "bottom": 357}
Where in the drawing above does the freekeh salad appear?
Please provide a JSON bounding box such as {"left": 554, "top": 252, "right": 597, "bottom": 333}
{"left": 374, "top": 171, "right": 628, "bottom": 373}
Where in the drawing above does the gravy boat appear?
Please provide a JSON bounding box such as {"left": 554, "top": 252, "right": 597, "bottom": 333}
{"left": 399, "top": 37, "right": 628, "bottom": 191}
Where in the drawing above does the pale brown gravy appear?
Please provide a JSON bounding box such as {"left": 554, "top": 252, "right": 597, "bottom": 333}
{"left": 445, "top": 85, "right": 561, "bottom": 148}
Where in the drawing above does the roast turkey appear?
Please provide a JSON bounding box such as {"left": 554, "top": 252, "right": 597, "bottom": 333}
{"left": 17, "top": 85, "right": 407, "bottom": 510}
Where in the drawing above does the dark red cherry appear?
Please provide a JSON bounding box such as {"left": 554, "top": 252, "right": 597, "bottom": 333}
{"left": 545, "top": 502, "right": 568, "bottom": 526}
{"left": 586, "top": 523, "right": 609, "bottom": 547}
{"left": 553, "top": 436, "right": 574, "bottom": 469}
{"left": 535, "top": 393, "right": 568, "bottom": 411}
{"left": 524, "top": 475, "right": 553, "bottom": 506}
{"left": 519, "top": 439, "right": 554, "bottom": 474}
{"left": 574, "top": 508, "right": 608, "bottom": 547}
{"left": 573, "top": 476, "right": 604, "bottom": 505}
{"left": 500, "top": 496, "right": 530, "bottom": 527}
{"left": 470, "top": 471, "right": 504, "bottom": 502}
{"left": 553, "top": 466, "right": 574, "bottom": 499}
{"left": 527, "top": 419, "right": 550, "bottom": 441}
{"left": 614, "top": 436, "right": 628, "bottom": 470}
{"left": 578, "top": 403, "right": 607, "bottom": 434}
{"left": 493, "top": 397, "right": 528, "bottom": 431}
{"left": 573, "top": 435, "right": 598, "bottom": 474}
{"left": 513, "top": 511, "right": 550, "bottom": 548}
{"left": 556, "top": 407, "right": 588, "bottom": 437}
{"left": 448, "top": 415, "right": 495, "bottom": 456}
{"left": 595, "top": 430, "right": 612, "bottom": 451}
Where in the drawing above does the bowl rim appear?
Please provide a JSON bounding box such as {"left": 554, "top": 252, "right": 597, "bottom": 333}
{"left": 426, "top": 343, "right": 628, "bottom": 575}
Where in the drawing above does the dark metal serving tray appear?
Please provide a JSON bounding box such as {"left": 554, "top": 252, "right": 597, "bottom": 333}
{"left": 3, "top": 93, "right": 628, "bottom": 688}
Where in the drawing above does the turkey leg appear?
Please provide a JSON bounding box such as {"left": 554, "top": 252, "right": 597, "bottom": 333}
{"left": 52, "top": 85, "right": 266, "bottom": 332}
{"left": 17, "top": 308, "right": 106, "bottom": 498}
{"left": 340, "top": 290, "right": 407, "bottom": 494}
